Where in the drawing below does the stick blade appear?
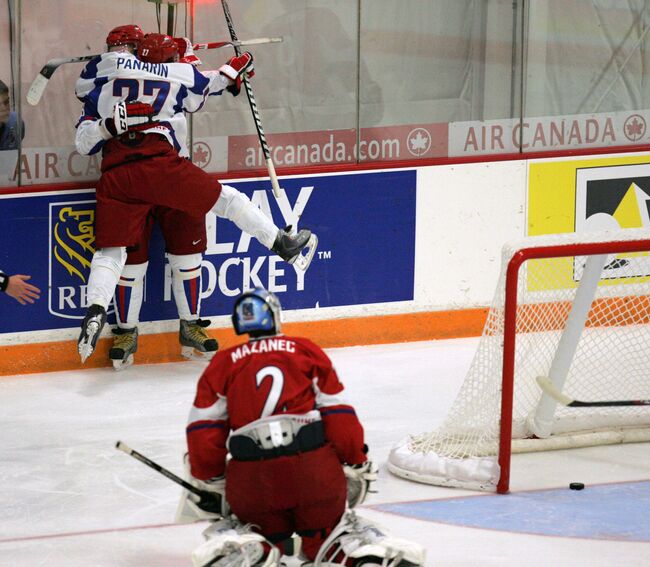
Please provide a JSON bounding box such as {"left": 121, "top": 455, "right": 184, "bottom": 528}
{"left": 241, "top": 36, "right": 283, "bottom": 46}
{"left": 115, "top": 441, "right": 131, "bottom": 453}
{"left": 536, "top": 375, "right": 573, "bottom": 406}
{"left": 26, "top": 74, "right": 49, "bottom": 106}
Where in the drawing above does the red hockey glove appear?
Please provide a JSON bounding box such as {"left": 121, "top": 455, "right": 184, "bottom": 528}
{"left": 218, "top": 51, "right": 255, "bottom": 96}
{"left": 102, "top": 101, "right": 155, "bottom": 137}
{"left": 173, "top": 37, "right": 202, "bottom": 66}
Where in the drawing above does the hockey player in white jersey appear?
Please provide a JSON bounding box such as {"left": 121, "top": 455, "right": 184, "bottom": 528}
{"left": 107, "top": 32, "right": 221, "bottom": 370}
{"left": 75, "top": 29, "right": 317, "bottom": 364}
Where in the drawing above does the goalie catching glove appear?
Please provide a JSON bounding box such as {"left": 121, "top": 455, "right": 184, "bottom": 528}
{"left": 99, "top": 100, "right": 156, "bottom": 138}
{"left": 218, "top": 51, "right": 254, "bottom": 96}
{"left": 344, "top": 459, "right": 378, "bottom": 508}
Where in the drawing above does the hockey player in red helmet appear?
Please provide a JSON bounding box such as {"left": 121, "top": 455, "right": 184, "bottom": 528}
{"left": 105, "top": 24, "right": 144, "bottom": 53}
{"left": 138, "top": 33, "right": 179, "bottom": 64}
{"left": 75, "top": 24, "right": 317, "bottom": 366}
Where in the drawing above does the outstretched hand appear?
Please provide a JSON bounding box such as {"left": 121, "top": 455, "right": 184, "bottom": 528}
{"left": 6, "top": 275, "right": 41, "bottom": 305}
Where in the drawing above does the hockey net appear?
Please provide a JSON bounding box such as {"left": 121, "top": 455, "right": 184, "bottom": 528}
{"left": 388, "top": 229, "right": 650, "bottom": 493}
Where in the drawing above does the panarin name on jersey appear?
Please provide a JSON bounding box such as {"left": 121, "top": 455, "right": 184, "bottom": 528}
{"left": 115, "top": 57, "right": 170, "bottom": 77}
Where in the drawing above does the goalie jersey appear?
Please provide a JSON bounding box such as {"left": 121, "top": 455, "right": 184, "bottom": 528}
{"left": 74, "top": 51, "right": 229, "bottom": 157}
{"left": 186, "top": 335, "right": 367, "bottom": 480}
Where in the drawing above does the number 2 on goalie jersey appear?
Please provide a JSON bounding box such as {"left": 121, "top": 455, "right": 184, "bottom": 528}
{"left": 256, "top": 366, "right": 284, "bottom": 418}
{"left": 113, "top": 78, "right": 170, "bottom": 112}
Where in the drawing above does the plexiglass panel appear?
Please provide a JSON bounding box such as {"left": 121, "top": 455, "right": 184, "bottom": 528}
{"left": 4, "top": 0, "right": 650, "bottom": 190}
{"left": 192, "top": 0, "right": 360, "bottom": 172}
{"left": 0, "top": 0, "right": 19, "bottom": 186}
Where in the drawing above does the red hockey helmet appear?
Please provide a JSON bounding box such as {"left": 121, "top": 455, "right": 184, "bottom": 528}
{"left": 138, "top": 33, "right": 179, "bottom": 64}
{"left": 106, "top": 24, "right": 145, "bottom": 49}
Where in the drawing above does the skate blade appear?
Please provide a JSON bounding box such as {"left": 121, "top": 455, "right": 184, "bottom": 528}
{"left": 112, "top": 354, "right": 134, "bottom": 371}
{"left": 181, "top": 346, "right": 216, "bottom": 361}
{"left": 78, "top": 319, "right": 104, "bottom": 364}
{"left": 290, "top": 233, "right": 318, "bottom": 272}
{"left": 78, "top": 341, "right": 94, "bottom": 364}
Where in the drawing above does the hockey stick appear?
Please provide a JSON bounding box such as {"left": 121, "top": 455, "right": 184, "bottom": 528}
{"left": 26, "top": 36, "right": 283, "bottom": 106}
{"left": 193, "top": 36, "right": 282, "bottom": 51}
{"left": 536, "top": 376, "right": 650, "bottom": 408}
{"left": 115, "top": 441, "right": 222, "bottom": 514}
{"left": 221, "top": 0, "right": 281, "bottom": 200}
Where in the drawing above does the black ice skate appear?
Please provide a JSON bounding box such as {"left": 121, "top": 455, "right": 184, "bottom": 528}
{"left": 179, "top": 319, "right": 219, "bottom": 360}
{"left": 109, "top": 327, "right": 138, "bottom": 371}
{"left": 78, "top": 304, "right": 107, "bottom": 363}
{"left": 271, "top": 225, "right": 318, "bottom": 272}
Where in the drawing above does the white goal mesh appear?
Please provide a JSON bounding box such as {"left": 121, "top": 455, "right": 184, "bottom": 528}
{"left": 388, "top": 229, "right": 650, "bottom": 493}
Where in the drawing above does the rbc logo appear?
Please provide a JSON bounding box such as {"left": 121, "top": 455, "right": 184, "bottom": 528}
{"left": 49, "top": 201, "right": 104, "bottom": 319}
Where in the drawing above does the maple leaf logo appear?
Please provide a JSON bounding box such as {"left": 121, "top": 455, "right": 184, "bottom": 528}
{"left": 407, "top": 128, "right": 432, "bottom": 156}
{"left": 192, "top": 142, "right": 212, "bottom": 168}
{"left": 624, "top": 114, "right": 646, "bottom": 142}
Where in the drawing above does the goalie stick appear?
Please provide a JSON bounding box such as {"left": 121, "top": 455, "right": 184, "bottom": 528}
{"left": 25, "top": 36, "right": 283, "bottom": 106}
{"left": 115, "top": 441, "right": 222, "bottom": 515}
{"left": 536, "top": 376, "right": 650, "bottom": 408}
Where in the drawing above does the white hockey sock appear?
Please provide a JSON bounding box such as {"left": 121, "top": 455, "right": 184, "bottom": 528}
{"left": 211, "top": 184, "right": 278, "bottom": 249}
{"left": 168, "top": 253, "right": 203, "bottom": 320}
{"left": 87, "top": 247, "right": 127, "bottom": 310}
{"left": 114, "top": 262, "right": 148, "bottom": 328}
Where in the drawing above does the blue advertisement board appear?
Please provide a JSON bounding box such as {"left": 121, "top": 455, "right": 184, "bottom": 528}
{"left": 0, "top": 170, "right": 416, "bottom": 333}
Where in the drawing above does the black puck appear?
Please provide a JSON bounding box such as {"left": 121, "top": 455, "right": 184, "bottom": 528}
{"left": 569, "top": 482, "right": 585, "bottom": 490}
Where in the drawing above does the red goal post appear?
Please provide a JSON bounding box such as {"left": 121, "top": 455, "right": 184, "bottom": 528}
{"left": 388, "top": 229, "right": 650, "bottom": 494}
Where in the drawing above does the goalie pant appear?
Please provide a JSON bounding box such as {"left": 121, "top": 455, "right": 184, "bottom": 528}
{"left": 226, "top": 444, "right": 347, "bottom": 560}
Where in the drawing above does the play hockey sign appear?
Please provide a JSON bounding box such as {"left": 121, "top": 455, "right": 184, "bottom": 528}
{"left": 0, "top": 169, "right": 416, "bottom": 334}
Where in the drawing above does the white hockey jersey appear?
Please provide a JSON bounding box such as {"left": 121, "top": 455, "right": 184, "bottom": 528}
{"left": 75, "top": 52, "right": 229, "bottom": 157}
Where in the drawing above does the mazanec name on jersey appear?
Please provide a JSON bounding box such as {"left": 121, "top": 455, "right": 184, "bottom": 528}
{"left": 231, "top": 338, "right": 296, "bottom": 363}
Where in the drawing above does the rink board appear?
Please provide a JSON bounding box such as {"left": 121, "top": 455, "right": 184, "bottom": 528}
{"left": 0, "top": 170, "right": 416, "bottom": 334}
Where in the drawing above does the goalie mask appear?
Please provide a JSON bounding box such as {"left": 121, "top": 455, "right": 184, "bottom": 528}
{"left": 106, "top": 24, "right": 144, "bottom": 51}
{"left": 232, "top": 288, "right": 282, "bottom": 338}
{"left": 138, "top": 33, "right": 179, "bottom": 64}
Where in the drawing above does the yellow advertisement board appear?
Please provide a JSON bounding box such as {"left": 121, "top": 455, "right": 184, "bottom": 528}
{"left": 527, "top": 155, "right": 650, "bottom": 290}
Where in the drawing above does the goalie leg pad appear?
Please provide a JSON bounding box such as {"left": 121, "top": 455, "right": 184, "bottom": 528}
{"left": 314, "top": 511, "right": 426, "bottom": 567}
{"left": 192, "top": 517, "right": 280, "bottom": 567}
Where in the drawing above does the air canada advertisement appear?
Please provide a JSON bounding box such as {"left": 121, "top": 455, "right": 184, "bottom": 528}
{"left": 0, "top": 170, "right": 416, "bottom": 333}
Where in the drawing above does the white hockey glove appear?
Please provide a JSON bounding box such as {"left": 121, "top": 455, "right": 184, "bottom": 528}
{"left": 174, "top": 37, "right": 202, "bottom": 66}
{"left": 344, "top": 459, "right": 378, "bottom": 508}
{"left": 99, "top": 101, "right": 155, "bottom": 139}
{"left": 175, "top": 453, "right": 230, "bottom": 524}
{"left": 219, "top": 52, "right": 254, "bottom": 96}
